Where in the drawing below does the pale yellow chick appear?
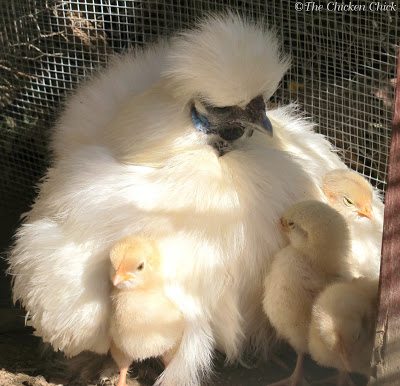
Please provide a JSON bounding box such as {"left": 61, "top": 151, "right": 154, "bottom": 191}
{"left": 109, "top": 236, "right": 184, "bottom": 386}
{"left": 309, "top": 277, "right": 378, "bottom": 385}
{"left": 322, "top": 168, "right": 383, "bottom": 278}
{"left": 263, "top": 200, "right": 351, "bottom": 386}
{"left": 322, "top": 169, "right": 373, "bottom": 220}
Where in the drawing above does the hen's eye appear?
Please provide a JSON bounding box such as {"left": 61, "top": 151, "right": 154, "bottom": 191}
{"left": 218, "top": 126, "right": 245, "bottom": 141}
{"left": 288, "top": 221, "right": 295, "bottom": 228}
{"left": 137, "top": 262, "right": 144, "bottom": 271}
{"left": 209, "top": 105, "right": 231, "bottom": 114}
{"left": 343, "top": 196, "right": 354, "bottom": 207}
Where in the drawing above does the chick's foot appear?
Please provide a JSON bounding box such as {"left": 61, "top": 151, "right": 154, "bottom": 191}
{"left": 267, "top": 354, "right": 309, "bottom": 386}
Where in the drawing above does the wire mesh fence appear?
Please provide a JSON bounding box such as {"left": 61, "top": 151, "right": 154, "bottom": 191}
{"left": 0, "top": 0, "right": 398, "bottom": 214}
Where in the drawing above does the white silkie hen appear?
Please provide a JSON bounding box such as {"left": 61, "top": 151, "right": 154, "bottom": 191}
{"left": 263, "top": 200, "right": 352, "bottom": 386}
{"left": 309, "top": 277, "right": 378, "bottom": 385}
{"left": 7, "top": 13, "right": 383, "bottom": 386}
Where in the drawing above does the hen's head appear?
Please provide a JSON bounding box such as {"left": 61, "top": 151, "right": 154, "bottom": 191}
{"left": 163, "top": 13, "right": 290, "bottom": 155}
{"left": 117, "top": 14, "right": 290, "bottom": 163}
{"left": 166, "top": 13, "right": 290, "bottom": 107}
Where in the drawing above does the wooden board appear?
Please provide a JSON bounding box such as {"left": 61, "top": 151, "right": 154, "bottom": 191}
{"left": 370, "top": 49, "right": 400, "bottom": 385}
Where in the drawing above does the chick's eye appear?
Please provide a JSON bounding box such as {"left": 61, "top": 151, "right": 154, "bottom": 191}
{"left": 288, "top": 221, "right": 295, "bottom": 228}
{"left": 343, "top": 196, "right": 354, "bottom": 207}
{"left": 137, "top": 262, "right": 144, "bottom": 271}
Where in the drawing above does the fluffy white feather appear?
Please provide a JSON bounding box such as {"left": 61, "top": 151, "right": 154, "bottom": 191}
{"left": 271, "top": 106, "right": 384, "bottom": 279}
{"left": 165, "top": 13, "right": 291, "bottom": 107}
{"left": 8, "top": 13, "right": 383, "bottom": 385}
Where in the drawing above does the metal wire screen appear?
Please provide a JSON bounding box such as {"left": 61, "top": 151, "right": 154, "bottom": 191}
{"left": 1, "top": 1, "right": 398, "bottom": 214}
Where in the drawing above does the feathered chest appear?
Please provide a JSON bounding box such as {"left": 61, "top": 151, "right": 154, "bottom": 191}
{"left": 41, "top": 142, "right": 321, "bottom": 262}
{"left": 126, "top": 144, "right": 323, "bottom": 286}
{"left": 132, "top": 145, "right": 319, "bottom": 220}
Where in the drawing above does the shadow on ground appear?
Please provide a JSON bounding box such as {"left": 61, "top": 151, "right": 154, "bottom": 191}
{"left": 0, "top": 328, "right": 367, "bottom": 386}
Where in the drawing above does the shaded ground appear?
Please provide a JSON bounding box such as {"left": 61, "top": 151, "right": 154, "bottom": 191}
{"left": 0, "top": 328, "right": 368, "bottom": 386}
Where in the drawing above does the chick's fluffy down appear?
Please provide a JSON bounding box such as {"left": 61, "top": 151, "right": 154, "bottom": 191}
{"left": 263, "top": 247, "right": 330, "bottom": 353}
{"left": 111, "top": 289, "right": 184, "bottom": 361}
{"left": 309, "top": 278, "right": 378, "bottom": 375}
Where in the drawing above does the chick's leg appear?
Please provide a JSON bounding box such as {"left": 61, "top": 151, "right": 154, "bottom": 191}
{"left": 110, "top": 341, "right": 131, "bottom": 386}
{"left": 116, "top": 367, "right": 129, "bottom": 386}
{"left": 267, "top": 353, "right": 307, "bottom": 386}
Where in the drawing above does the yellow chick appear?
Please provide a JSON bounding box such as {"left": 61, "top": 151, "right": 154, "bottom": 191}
{"left": 263, "top": 200, "right": 351, "bottom": 386}
{"left": 309, "top": 277, "right": 378, "bottom": 384}
{"left": 322, "top": 168, "right": 383, "bottom": 278}
{"left": 322, "top": 169, "right": 373, "bottom": 220}
{"left": 109, "top": 236, "right": 184, "bottom": 386}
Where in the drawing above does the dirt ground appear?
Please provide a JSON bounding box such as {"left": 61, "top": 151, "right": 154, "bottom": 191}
{"left": 0, "top": 327, "right": 368, "bottom": 386}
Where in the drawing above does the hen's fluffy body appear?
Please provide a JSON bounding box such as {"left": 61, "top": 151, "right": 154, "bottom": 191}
{"left": 8, "top": 14, "right": 383, "bottom": 386}
{"left": 347, "top": 213, "right": 383, "bottom": 279}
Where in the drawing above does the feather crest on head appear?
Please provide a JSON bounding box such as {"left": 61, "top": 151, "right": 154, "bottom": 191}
{"left": 164, "top": 12, "right": 291, "bottom": 106}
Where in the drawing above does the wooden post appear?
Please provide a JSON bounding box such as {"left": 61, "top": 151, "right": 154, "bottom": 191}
{"left": 370, "top": 49, "right": 400, "bottom": 385}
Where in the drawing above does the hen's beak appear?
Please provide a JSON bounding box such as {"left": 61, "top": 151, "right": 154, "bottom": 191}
{"left": 245, "top": 95, "right": 273, "bottom": 137}
{"left": 261, "top": 114, "right": 273, "bottom": 136}
{"left": 357, "top": 207, "right": 373, "bottom": 220}
{"left": 192, "top": 94, "right": 273, "bottom": 142}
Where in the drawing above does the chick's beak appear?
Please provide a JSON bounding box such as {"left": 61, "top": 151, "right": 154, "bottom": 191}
{"left": 357, "top": 207, "right": 373, "bottom": 220}
{"left": 112, "top": 271, "right": 132, "bottom": 287}
{"left": 112, "top": 273, "right": 123, "bottom": 287}
{"left": 280, "top": 217, "right": 288, "bottom": 232}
